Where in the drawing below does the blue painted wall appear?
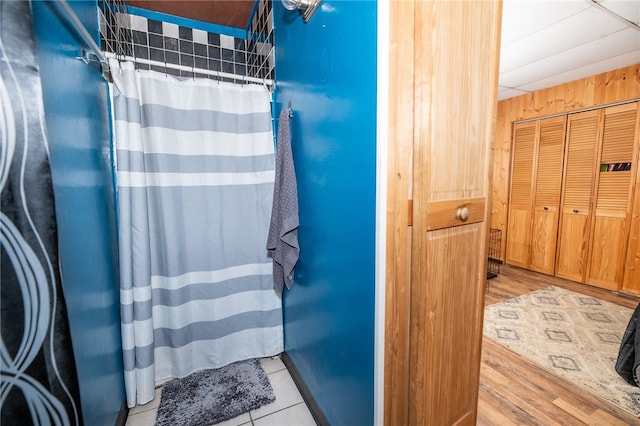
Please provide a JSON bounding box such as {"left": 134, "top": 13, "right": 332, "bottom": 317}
{"left": 31, "top": 2, "right": 125, "bottom": 425}
{"left": 274, "top": 1, "right": 377, "bottom": 424}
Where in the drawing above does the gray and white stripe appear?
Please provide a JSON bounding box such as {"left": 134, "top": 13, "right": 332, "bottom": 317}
{"left": 111, "top": 59, "right": 282, "bottom": 408}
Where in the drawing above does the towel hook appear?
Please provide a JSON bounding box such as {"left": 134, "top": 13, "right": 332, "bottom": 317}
{"left": 287, "top": 101, "right": 293, "bottom": 118}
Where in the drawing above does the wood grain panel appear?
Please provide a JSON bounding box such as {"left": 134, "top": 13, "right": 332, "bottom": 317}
{"left": 555, "top": 110, "right": 601, "bottom": 282}
{"left": 505, "top": 122, "right": 535, "bottom": 268}
{"left": 555, "top": 212, "right": 590, "bottom": 282}
{"left": 425, "top": 198, "right": 485, "bottom": 231}
{"left": 384, "top": 1, "right": 415, "bottom": 424}
{"left": 561, "top": 110, "right": 600, "bottom": 212}
{"left": 505, "top": 209, "right": 531, "bottom": 268}
{"left": 490, "top": 65, "right": 640, "bottom": 261}
{"left": 410, "top": 224, "right": 485, "bottom": 426}
{"left": 414, "top": 3, "right": 498, "bottom": 203}
{"left": 596, "top": 172, "right": 633, "bottom": 210}
{"left": 529, "top": 208, "right": 558, "bottom": 275}
{"left": 587, "top": 216, "right": 628, "bottom": 289}
{"left": 510, "top": 123, "right": 536, "bottom": 205}
{"left": 534, "top": 117, "right": 566, "bottom": 207}
{"left": 623, "top": 149, "right": 640, "bottom": 292}
{"left": 529, "top": 116, "right": 566, "bottom": 274}
{"left": 588, "top": 102, "right": 639, "bottom": 290}
{"left": 600, "top": 106, "right": 637, "bottom": 163}
{"left": 408, "top": 0, "right": 501, "bottom": 424}
{"left": 622, "top": 103, "right": 640, "bottom": 292}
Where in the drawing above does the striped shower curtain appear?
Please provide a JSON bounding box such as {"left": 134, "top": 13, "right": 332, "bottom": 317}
{"left": 110, "top": 60, "right": 283, "bottom": 407}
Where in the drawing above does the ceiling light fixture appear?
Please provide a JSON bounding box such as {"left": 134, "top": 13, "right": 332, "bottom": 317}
{"left": 281, "top": 0, "right": 322, "bottom": 23}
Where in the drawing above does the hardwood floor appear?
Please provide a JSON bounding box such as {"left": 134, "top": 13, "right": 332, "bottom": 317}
{"left": 478, "top": 265, "right": 640, "bottom": 426}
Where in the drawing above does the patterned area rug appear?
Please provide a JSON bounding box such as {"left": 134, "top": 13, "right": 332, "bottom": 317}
{"left": 155, "top": 358, "right": 275, "bottom": 425}
{"left": 483, "top": 286, "right": 640, "bottom": 417}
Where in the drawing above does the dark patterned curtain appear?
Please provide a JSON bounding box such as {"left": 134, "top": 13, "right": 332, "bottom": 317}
{"left": 0, "top": 1, "right": 83, "bottom": 425}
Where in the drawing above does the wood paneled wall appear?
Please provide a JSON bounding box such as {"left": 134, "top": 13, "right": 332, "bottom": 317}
{"left": 490, "top": 65, "right": 640, "bottom": 266}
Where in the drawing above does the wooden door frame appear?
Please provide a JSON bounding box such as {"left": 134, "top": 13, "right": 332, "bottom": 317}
{"left": 381, "top": 1, "right": 415, "bottom": 425}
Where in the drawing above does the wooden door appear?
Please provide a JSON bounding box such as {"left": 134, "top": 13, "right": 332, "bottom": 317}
{"left": 556, "top": 110, "right": 601, "bottom": 282}
{"left": 407, "top": 1, "right": 502, "bottom": 425}
{"left": 623, "top": 134, "right": 640, "bottom": 292}
{"left": 505, "top": 122, "right": 536, "bottom": 268}
{"left": 587, "top": 103, "right": 639, "bottom": 289}
{"left": 529, "top": 116, "right": 567, "bottom": 274}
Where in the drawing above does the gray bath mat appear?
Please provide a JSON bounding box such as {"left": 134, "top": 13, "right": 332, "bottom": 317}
{"left": 155, "top": 358, "right": 275, "bottom": 425}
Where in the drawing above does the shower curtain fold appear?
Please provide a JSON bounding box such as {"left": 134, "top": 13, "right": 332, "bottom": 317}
{"left": 1, "top": 1, "right": 83, "bottom": 424}
{"left": 110, "top": 60, "right": 283, "bottom": 408}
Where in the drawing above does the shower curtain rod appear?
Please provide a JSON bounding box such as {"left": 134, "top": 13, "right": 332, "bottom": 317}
{"left": 48, "top": 0, "right": 109, "bottom": 73}
{"left": 104, "top": 52, "right": 274, "bottom": 87}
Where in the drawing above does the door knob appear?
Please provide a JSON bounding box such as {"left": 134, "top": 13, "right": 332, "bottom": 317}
{"left": 456, "top": 207, "right": 469, "bottom": 221}
{"left": 573, "top": 208, "right": 579, "bottom": 213}
{"left": 543, "top": 206, "right": 549, "bottom": 211}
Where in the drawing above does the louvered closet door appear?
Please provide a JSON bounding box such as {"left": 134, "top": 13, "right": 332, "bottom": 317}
{"left": 556, "top": 110, "right": 601, "bottom": 282}
{"left": 529, "top": 116, "right": 566, "bottom": 274}
{"left": 623, "top": 128, "right": 640, "bottom": 292}
{"left": 505, "top": 122, "right": 536, "bottom": 268}
{"left": 587, "top": 102, "right": 639, "bottom": 289}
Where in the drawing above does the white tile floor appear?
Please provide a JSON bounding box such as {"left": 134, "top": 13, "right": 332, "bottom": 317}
{"left": 125, "top": 357, "right": 317, "bottom": 426}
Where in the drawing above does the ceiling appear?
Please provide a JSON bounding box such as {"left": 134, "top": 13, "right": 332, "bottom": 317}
{"left": 127, "top": 0, "right": 640, "bottom": 101}
{"left": 127, "top": 1, "right": 255, "bottom": 29}
{"left": 499, "top": 0, "right": 640, "bottom": 100}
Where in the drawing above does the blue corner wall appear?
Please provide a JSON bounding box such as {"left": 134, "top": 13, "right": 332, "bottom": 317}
{"left": 31, "top": 2, "right": 125, "bottom": 425}
{"left": 274, "top": 1, "right": 377, "bottom": 424}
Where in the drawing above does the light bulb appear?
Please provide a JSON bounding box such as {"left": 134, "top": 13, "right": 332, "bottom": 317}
{"left": 281, "top": 0, "right": 299, "bottom": 11}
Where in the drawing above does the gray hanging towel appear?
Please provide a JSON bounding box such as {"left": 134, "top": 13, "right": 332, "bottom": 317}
{"left": 267, "top": 107, "right": 300, "bottom": 295}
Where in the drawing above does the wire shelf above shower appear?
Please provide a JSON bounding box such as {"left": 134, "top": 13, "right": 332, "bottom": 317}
{"left": 99, "top": 0, "right": 275, "bottom": 88}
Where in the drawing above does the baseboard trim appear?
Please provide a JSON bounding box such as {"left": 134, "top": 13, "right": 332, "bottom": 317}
{"left": 614, "top": 290, "right": 640, "bottom": 301}
{"left": 281, "top": 352, "right": 330, "bottom": 426}
{"left": 116, "top": 399, "right": 129, "bottom": 426}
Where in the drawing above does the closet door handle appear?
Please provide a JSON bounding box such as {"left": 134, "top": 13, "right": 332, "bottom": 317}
{"left": 456, "top": 207, "right": 469, "bottom": 221}
{"left": 543, "top": 206, "right": 549, "bottom": 211}
{"left": 572, "top": 208, "right": 579, "bottom": 213}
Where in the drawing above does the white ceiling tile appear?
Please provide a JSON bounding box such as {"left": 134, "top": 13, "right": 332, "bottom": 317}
{"left": 499, "top": 7, "right": 627, "bottom": 72}
{"left": 499, "top": 0, "right": 640, "bottom": 97}
{"left": 515, "top": 50, "right": 640, "bottom": 93}
{"left": 499, "top": 28, "right": 639, "bottom": 88}
{"left": 501, "top": 0, "right": 591, "bottom": 44}
{"left": 599, "top": 0, "right": 640, "bottom": 24}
